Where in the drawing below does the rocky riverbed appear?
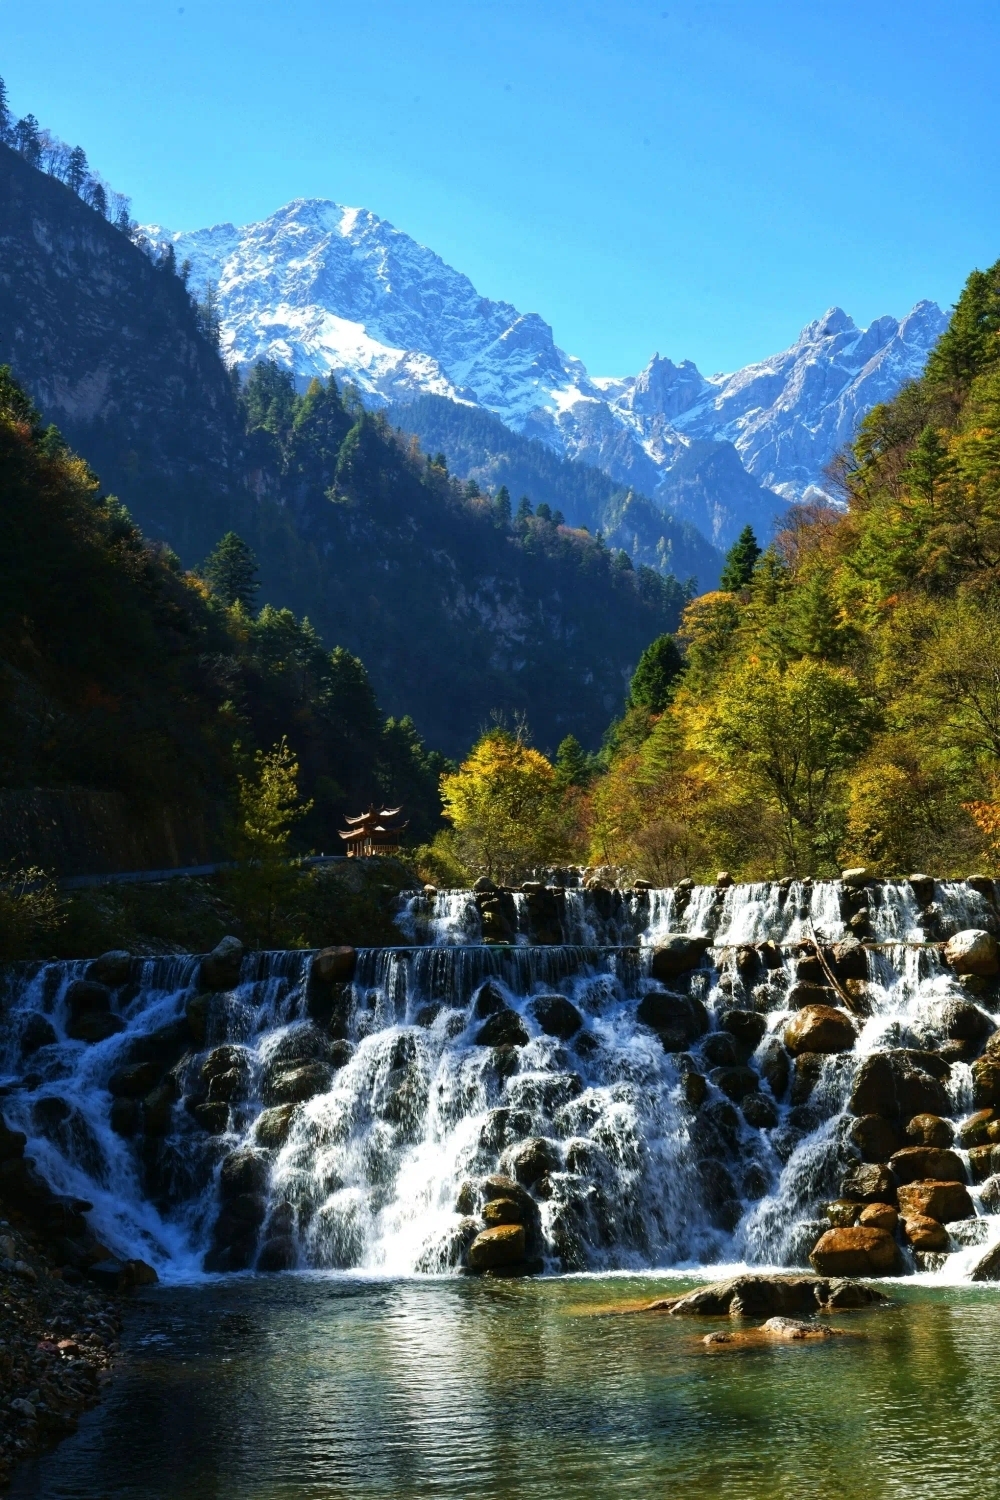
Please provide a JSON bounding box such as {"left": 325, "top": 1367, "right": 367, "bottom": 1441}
{"left": 0, "top": 1213, "right": 122, "bottom": 1490}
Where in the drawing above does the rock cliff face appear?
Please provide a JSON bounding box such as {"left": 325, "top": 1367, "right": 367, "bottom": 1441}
{"left": 0, "top": 143, "right": 244, "bottom": 558}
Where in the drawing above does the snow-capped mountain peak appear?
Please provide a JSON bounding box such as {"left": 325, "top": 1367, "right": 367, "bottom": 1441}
{"left": 144, "top": 198, "right": 948, "bottom": 543}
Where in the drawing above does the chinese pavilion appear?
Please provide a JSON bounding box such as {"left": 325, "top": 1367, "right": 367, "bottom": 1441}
{"left": 338, "top": 805, "right": 409, "bottom": 858}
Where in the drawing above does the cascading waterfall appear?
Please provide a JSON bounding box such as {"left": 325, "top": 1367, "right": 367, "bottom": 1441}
{"left": 3, "top": 876, "right": 1000, "bottom": 1282}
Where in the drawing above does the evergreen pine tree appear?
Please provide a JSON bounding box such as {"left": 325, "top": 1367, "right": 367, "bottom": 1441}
{"left": 66, "top": 145, "right": 88, "bottom": 194}
{"left": 516, "top": 495, "right": 533, "bottom": 522}
{"left": 493, "top": 485, "right": 512, "bottom": 524}
{"left": 554, "top": 735, "right": 590, "bottom": 788}
{"left": 0, "top": 77, "right": 10, "bottom": 144}
{"left": 719, "top": 524, "right": 762, "bottom": 591}
{"left": 628, "top": 633, "right": 683, "bottom": 713}
{"left": 203, "top": 532, "right": 260, "bottom": 611}
{"left": 14, "top": 114, "right": 41, "bottom": 167}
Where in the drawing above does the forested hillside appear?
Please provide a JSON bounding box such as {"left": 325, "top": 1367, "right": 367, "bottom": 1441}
{"left": 0, "top": 369, "right": 444, "bottom": 869}
{"left": 578, "top": 258, "right": 1000, "bottom": 879}
{"left": 0, "top": 138, "right": 688, "bottom": 756}
{"left": 387, "top": 394, "right": 723, "bottom": 586}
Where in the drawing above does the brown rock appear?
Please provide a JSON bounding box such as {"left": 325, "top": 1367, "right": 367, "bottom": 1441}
{"left": 943, "top": 929, "right": 999, "bottom": 977}
{"left": 809, "top": 1226, "right": 901, "bottom": 1276}
{"left": 650, "top": 936, "right": 711, "bottom": 980}
{"left": 903, "top": 1215, "right": 949, "bottom": 1251}
{"left": 824, "top": 1199, "right": 860, "bottom": 1228}
{"left": 896, "top": 1180, "right": 974, "bottom": 1223}
{"left": 467, "top": 1223, "right": 526, "bottom": 1271}
{"left": 859, "top": 1203, "right": 898, "bottom": 1232}
{"left": 657, "top": 1273, "right": 886, "bottom": 1318}
{"left": 830, "top": 939, "right": 868, "bottom": 980}
{"left": 784, "top": 1005, "right": 857, "bottom": 1056}
{"left": 959, "top": 1109, "right": 1000, "bottom": 1148}
{"left": 482, "top": 1197, "right": 524, "bottom": 1227}
{"left": 972, "top": 1059, "right": 1000, "bottom": 1108}
{"left": 842, "top": 979, "right": 876, "bottom": 1017}
{"left": 311, "top": 946, "right": 357, "bottom": 984}
{"left": 786, "top": 982, "right": 841, "bottom": 1010}
{"left": 889, "top": 1146, "right": 966, "bottom": 1184}
{"left": 971, "top": 1243, "right": 1000, "bottom": 1281}
{"left": 841, "top": 1163, "right": 896, "bottom": 1203}
{"left": 848, "top": 1114, "right": 902, "bottom": 1163}
{"left": 199, "top": 935, "right": 245, "bottom": 991}
{"left": 849, "top": 1051, "right": 950, "bottom": 1120}
{"left": 966, "top": 1144, "right": 1000, "bottom": 1183}
{"left": 906, "top": 1114, "right": 954, "bottom": 1148}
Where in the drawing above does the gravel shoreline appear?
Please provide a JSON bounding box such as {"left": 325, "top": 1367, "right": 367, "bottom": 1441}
{"left": 0, "top": 1209, "right": 124, "bottom": 1490}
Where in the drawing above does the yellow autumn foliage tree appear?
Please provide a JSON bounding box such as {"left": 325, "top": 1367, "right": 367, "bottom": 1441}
{"left": 440, "top": 727, "right": 562, "bottom": 883}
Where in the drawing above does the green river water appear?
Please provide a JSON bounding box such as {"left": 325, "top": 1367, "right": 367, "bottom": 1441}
{"left": 9, "top": 1274, "right": 1000, "bottom": 1500}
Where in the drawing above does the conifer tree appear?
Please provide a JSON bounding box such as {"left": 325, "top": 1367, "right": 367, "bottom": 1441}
{"left": 493, "top": 485, "right": 512, "bottom": 524}
{"left": 554, "top": 735, "right": 590, "bottom": 788}
{"left": 516, "top": 495, "right": 533, "bottom": 522}
{"left": 628, "top": 633, "right": 683, "bottom": 713}
{"left": 14, "top": 114, "right": 41, "bottom": 167}
{"left": 66, "top": 145, "right": 88, "bottom": 194}
{"left": 203, "top": 532, "right": 259, "bottom": 611}
{"left": 0, "top": 77, "right": 10, "bottom": 144}
{"left": 719, "top": 524, "right": 762, "bottom": 591}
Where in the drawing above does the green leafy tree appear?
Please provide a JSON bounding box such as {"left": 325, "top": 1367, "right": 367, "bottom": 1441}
{"left": 719, "top": 525, "right": 762, "bottom": 591}
{"left": 203, "top": 531, "right": 259, "bottom": 611}
{"left": 628, "top": 633, "right": 683, "bottom": 713}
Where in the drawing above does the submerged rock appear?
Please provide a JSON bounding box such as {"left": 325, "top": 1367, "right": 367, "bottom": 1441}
{"left": 652, "top": 1274, "right": 887, "bottom": 1317}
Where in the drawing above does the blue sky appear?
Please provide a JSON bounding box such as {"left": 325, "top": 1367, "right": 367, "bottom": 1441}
{"left": 2, "top": 0, "right": 997, "bottom": 375}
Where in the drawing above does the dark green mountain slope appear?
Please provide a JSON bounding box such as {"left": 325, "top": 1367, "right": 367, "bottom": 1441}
{"left": 387, "top": 393, "right": 724, "bottom": 587}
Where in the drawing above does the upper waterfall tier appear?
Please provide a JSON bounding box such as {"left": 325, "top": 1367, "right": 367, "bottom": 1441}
{"left": 397, "top": 878, "right": 998, "bottom": 948}
{"left": 2, "top": 875, "right": 1000, "bottom": 1285}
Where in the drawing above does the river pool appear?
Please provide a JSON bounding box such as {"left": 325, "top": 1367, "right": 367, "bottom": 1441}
{"left": 10, "top": 1273, "right": 1000, "bottom": 1500}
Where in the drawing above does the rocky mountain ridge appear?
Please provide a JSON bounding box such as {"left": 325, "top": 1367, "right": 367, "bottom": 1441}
{"left": 150, "top": 198, "right": 948, "bottom": 541}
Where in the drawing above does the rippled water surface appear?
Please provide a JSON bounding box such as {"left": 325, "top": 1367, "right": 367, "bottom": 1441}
{"left": 11, "top": 1275, "right": 1000, "bottom": 1500}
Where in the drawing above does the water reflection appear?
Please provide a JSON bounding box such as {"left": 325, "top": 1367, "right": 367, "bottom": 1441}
{"left": 12, "top": 1277, "right": 1000, "bottom": 1500}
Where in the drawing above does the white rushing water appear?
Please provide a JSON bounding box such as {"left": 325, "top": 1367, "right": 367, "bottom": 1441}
{"left": 2, "top": 878, "right": 999, "bottom": 1282}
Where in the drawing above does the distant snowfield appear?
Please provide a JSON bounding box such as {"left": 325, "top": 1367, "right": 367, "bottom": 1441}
{"left": 145, "top": 199, "right": 947, "bottom": 514}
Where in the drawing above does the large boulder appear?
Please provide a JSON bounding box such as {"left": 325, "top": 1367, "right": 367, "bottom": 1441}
{"left": 786, "top": 982, "right": 841, "bottom": 1010}
{"left": 65, "top": 978, "right": 112, "bottom": 1020}
{"left": 944, "top": 929, "right": 999, "bottom": 976}
{"left": 636, "top": 990, "right": 709, "bottom": 1051}
{"left": 809, "top": 1226, "right": 901, "bottom": 1276}
{"left": 971, "top": 1242, "right": 1000, "bottom": 1281}
{"left": 67, "top": 1011, "right": 126, "bottom": 1044}
{"left": 848, "top": 1114, "right": 903, "bottom": 1163}
{"left": 709, "top": 1066, "right": 759, "bottom": 1102}
{"left": 254, "top": 1104, "right": 298, "bottom": 1148}
{"left": 903, "top": 1214, "right": 949, "bottom": 1250}
{"left": 527, "top": 994, "right": 583, "bottom": 1040}
{"left": 965, "top": 1145, "right": 1000, "bottom": 1183}
{"left": 19, "top": 1012, "right": 57, "bottom": 1054}
{"left": 310, "top": 946, "right": 356, "bottom": 984}
{"left": 896, "top": 1180, "right": 974, "bottom": 1223}
{"left": 265, "top": 1062, "right": 334, "bottom": 1105}
{"left": 107, "top": 1062, "right": 160, "bottom": 1099}
{"left": 849, "top": 1051, "right": 951, "bottom": 1120}
{"left": 720, "top": 1009, "right": 767, "bottom": 1052}
{"left": 841, "top": 1164, "right": 896, "bottom": 1203}
{"left": 889, "top": 1147, "right": 965, "bottom": 1184}
{"left": 784, "top": 1005, "right": 857, "bottom": 1056}
{"left": 500, "top": 1137, "right": 560, "bottom": 1187}
{"left": 467, "top": 1223, "right": 526, "bottom": 1271}
{"left": 650, "top": 936, "right": 711, "bottom": 981}
{"left": 220, "top": 1148, "right": 270, "bottom": 1200}
{"left": 475, "top": 1009, "right": 529, "bottom": 1048}
{"left": 906, "top": 1114, "right": 954, "bottom": 1148}
{"left": 859, "top": 1203, "right": 898, "bottom": 1232}
{"left": 960, "top": 1108, "right": 1000, "bottom": 1147}
{"left": 87, "top": 950, "right": 131, "bottom": 987}
{"left": 199, "top": 935, "right": 245, "bottom": 992}
{"left": 829, "top": 939, "right": 868, "bottom": 981}
{"left": 0, "top": 1116, "right": 27, "bottom": 1162}
{"left": 933, "top": 1000, "right": 994, "bottom": 1044}
{"left": 971, "top": 1059, "right": 1000, "bottom": 1108}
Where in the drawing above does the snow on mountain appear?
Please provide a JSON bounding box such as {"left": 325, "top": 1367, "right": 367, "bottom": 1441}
{"left": 146, "top": 199, "right": 948, "bottom": 539}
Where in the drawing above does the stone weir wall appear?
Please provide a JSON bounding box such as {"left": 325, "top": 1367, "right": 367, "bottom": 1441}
{"left": 2, "top": 875, "right": 1000, "bottom": 1283}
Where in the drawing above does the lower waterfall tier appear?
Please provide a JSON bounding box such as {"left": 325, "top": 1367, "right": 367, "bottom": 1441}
{"left": 2, "top": 911, "right": 1000, "bottom": 1281}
